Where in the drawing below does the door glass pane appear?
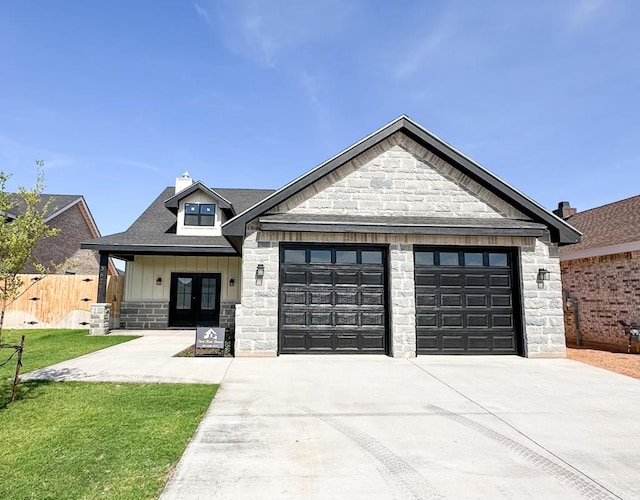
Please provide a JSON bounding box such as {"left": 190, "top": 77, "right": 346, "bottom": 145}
{"left": 489, "top": 253, "right": 508, "bottom": 267}
{"left": 415, "top": 252, "right": 434, "bottom": 266}
{"left": 310, "top": 250, "right": 332, "bottom": 263}
{"left": 464, "top": 253, "right": 484, "bottom": 266}
{"left": 177, "top": 277, "right": 192, "bottom": 310}
{"left": 361, "top": 250, "right": 382, "bottom": 264}
{"left": 201, "top": 278, "right": 217, "bottom": 310}
{"left": 336, "top": 250, "right": 357, "bottom": 264}
{"left": 439, "top": 252, "right": 460, "bottom": 266}
{"left": 284, "top": 249, "right": 306, "bottom": 263}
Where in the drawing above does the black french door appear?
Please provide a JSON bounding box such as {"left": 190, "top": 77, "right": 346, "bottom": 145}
{"left": 169, "top": 273, "right": 221, "bottom": 327}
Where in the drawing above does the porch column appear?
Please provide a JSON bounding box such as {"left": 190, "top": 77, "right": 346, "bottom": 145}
{"left": 97, "top": 252, "right": 109, "bottom": 303}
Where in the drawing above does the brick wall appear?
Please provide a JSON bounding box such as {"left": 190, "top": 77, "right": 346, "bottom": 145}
{"left": 561, "top": 251, "right": 640, "bottom": 349}
{"left": 26, "top": 202, "right": 100, "bottom": 274}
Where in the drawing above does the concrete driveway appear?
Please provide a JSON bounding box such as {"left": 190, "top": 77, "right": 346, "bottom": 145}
{"left": 162, "top": 355, "right": 640, "bottom": 500}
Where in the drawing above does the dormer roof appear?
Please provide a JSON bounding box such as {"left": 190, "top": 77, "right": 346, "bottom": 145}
{"left": 164, "top": 181, "right": 235, "bottom": 216}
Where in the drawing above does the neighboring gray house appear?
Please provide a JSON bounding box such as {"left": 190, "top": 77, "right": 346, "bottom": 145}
{"left": 83, "top": 116, "right": 580, "bottom": 358}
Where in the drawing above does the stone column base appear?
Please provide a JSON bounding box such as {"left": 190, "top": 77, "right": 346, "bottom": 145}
{"left": 90, "top": 303, "right": 111, "bottom": 335}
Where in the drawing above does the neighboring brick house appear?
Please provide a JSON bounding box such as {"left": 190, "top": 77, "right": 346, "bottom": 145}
{"left": 556, "top": 197, "right": 640, "bottom": 351}
{"left": 84, "top": 116, "right": 581, "bottom": 357}
{"left": 8, "top": 194, "right": 117, "bottom": 275}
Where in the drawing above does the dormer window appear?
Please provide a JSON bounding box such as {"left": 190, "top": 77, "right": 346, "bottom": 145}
{"left": 185, "top": 203, "right": 215, "bottom": 226}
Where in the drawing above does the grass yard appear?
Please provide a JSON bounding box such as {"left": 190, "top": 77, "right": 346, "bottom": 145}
{"left": 0, "top": 329, "right": 137, "bottom": 405}
{"left": 0, "top": 381, "right": 217, "bottom": 499}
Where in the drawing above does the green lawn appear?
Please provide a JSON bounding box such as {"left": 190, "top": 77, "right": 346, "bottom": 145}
{"left": 0, "top": 329, "right": 138, "bottom": 404}
{"left": 0, "top": 381, "right": 217, "bottom": 499}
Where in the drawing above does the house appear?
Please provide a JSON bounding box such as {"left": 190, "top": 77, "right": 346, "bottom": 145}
{"left": 556, "top": 197, "right": 640, "bottom": 351}
{"left": 83, "top": 116, "right": 581, "bottom": 357}
{"left": 2, "top": 193, "right": 119, "bottom": 329}
{"left": 7, "top": 193, "right": 117, "bottom": 275}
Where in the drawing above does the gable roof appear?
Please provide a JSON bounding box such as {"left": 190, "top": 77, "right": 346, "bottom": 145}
{"left": 81, "top": 186, "right": 275, "bottom": 258}
{"left": 222, "top": 115, "right": 581, "bottom": 245}
{"left": 164, "top": 181, "right": 234, "bottom": 214}
{"left": 560, "top": 194, "right": 640, "bottom": 260}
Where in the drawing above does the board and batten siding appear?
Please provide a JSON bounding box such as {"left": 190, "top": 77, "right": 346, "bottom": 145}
{"left": 124, "top": 256, "right": 241, "bottom": 302}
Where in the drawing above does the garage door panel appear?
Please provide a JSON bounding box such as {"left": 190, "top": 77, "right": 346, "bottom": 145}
{"left": 415, "top": 248, "right": 519, "bottom": 355}
{"left": 415, "top": 273, "right": 436, "bottom": 287}
{"left": 336, "top": 272, "right": 358, "bottom": 285}
{"left": 310, "top": 291, "right": 332, "bottom": 304}
{"left": 283, "top": 271, "right": 306, "bottom": 284}
{"left": 489, "top": 274, "right": 511, "bottom": 287}
{"left": 362, "top": 291, "right": 384, "bottom": 305}
{"left": 335, "top": 312, "right": 358, "bottom": 325}
{"left": 280, "top": 245, "right": 388, "bottom": 354}
{"left": 491, "top": 294, "right": 512, "bottom": 307}
{"left": 465, "top": 294, "right": 487, "bottom": 307}
{"left": 361, "top": 272, "right": 383, "bottom": 285}
{"left": 441, "top": 294, "right": 462, "bottom": 307}
{"left": 416, "top": 293, "right": 436, "bottom": 306}
{"left": 467, "top": 314, "right": 489, "bottom": 327}
{"left": 492, "top": 314, "right": 513, "bottom": 327}
{"left": 440, "top": 274, "right": 462, "bottom": 287}
{"left": 282, "top": 311, "right": 307, "bottom": 326}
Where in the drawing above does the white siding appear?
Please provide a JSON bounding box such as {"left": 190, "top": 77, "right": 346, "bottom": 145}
{"left": 124, "top": 256, "right": 241, "bottom": 302}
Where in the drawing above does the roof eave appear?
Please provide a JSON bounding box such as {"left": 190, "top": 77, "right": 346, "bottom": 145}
{"left": 221, "top": 116, "right": 582, "bottom": 244}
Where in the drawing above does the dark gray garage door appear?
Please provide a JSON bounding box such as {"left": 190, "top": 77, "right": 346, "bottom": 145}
{"left": 414, "top": 248, "right": 520, "bottom": 354}
{"left": 279, "top": 245, "right": 388, "bottom": 354}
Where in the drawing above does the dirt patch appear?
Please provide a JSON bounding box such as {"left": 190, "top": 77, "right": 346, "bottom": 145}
{"left": 174, "top": 344, "right": 233, "bottom": 358}
{"left": 566, "top": 347, "right": 640, "bottom": 380}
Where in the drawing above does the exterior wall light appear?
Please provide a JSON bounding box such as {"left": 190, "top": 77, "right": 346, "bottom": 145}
{"left": 156, "top": 277, "right": 163, "bottom": 286}
{"left": 537, "top": 268, "right": 550, "bottom": 282}
{"left": 256, "top": 264, "right": 265, "bottom": 279}
{"left": 229, "top": 278, "right": 235, "bottom": 287}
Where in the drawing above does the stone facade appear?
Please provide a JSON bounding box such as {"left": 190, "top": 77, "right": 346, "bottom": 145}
{"left": 561, "top": 251, "right": 640, "bottom": 350}
{"left": 234, "top": 133, "right": 566, "bottom": 358}
{"left": 120, "top": 301, "right": 169, "bottom": 329}
{"left": 219, "top": 301, "right": 237, "bottom": 329}
{"left": 90, "top": 303, "right": 111, "bottom": 335}
{"left": 234, "top": 229, "right": 565, "bottom": 358}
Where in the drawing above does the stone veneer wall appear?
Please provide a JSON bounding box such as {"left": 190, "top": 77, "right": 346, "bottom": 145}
{"left": 235, "top": 228, "right": 566, "bottom": 358}
{"left": 120, "top": 301, "right": 169, "bottom": 329}
{"left": 561, "top": 251, "right": 640, "bottom": 349}
{"left": 120, "top": 300, "right": 238, "bottom": 330}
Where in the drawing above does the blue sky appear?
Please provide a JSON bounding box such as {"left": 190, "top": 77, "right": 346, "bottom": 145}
{"left": 0, "top": 0, "right": 638, "bottom": 236}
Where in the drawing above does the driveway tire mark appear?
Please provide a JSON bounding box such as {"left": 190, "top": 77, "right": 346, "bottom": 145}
{"left": 301, "top": 407, "right": 443, "bottom": 500}
{"left": 425, "top": 404, "right": 619, "bottom": 500}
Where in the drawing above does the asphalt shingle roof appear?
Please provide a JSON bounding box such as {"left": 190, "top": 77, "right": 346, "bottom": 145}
{"left": 83, "top": 186, "right": 275, "bottom": 253}
{"left": 559, "top": 195, "right": 640, "bottom": 256}
{"left": 6, "top": 193, "right": 82, "bottom": 218}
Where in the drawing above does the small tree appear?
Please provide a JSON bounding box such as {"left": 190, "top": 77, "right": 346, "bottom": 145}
{"left": 0, "top": 161, "right": 58, "bottom": 343}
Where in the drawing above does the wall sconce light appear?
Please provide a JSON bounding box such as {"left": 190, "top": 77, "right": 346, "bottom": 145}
{"left": 229, "top": 278, "right": 235, "bottom": 287}
{"left": 537, "top": 268, "right": 550, "bottom": 282}
{"left": 256, "top": 264, "right": 265, "bottom": 279}
{"left": 156, "top": 277, "right": 163, "bottom": 286}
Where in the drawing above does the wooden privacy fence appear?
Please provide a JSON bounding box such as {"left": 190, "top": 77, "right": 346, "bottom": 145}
{"left": 3, "top": 274, "right": 123, "bottom": 329}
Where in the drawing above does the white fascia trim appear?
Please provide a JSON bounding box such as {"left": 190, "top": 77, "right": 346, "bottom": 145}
{"left": 560, "top": 241, "right": 640, "bottom": 261}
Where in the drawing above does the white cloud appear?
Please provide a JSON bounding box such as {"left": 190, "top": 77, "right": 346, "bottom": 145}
{"left": 193, "top": 2, "right": 212, "bottom": 25}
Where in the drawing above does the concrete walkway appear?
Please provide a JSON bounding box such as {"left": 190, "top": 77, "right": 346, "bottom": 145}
{"left": 23, "top": 330, "right": 232, "bottom": 384}
{"left": 161, "top": 355, "right": 640, "bottom": 500}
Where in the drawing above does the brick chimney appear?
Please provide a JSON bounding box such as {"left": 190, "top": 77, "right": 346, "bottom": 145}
{"left": 175, "top": 171, "right": 193, "bottom": 193}
{"left": 553, "top": 201, "right": 577, "bottom": 219}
